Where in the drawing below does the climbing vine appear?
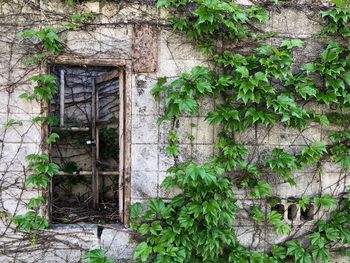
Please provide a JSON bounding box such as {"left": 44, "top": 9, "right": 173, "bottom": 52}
{"left": 5, "top": 12, "right": 96, "bottom": 242}
{"left": 130, "top": 0, "right": 350, "bottom": 262}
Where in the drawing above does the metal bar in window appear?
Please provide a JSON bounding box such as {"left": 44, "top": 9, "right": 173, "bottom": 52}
{"left": 52, "top": 127, "right": 90, "bottom": 132}
{"left": 91, "top": 77, "right": 99, "bottom": 208}
{"left": 118, "top": 70, "right": 125, "bottom": 221}
{"left": 60, "top": 70, "right": 65, "bottom": 127}
{"left": 96, "top": 77, "right": 101, "bottom": 209}
{"left": 58, "top": 171, "right": 119, "bottom": 176}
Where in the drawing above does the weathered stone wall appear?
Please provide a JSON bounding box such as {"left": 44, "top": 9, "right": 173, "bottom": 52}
{"left": 0, "top": 0, "right": 349, "bottom": 262}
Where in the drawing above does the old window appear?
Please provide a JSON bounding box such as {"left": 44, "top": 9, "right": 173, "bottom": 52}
{"left": 48, "top": 64, "right": 127, "bottom": 225}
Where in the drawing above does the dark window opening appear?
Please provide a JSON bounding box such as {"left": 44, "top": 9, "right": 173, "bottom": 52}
{"left": 49, "top": 65, "right": 121, "bottom": 224}
{"left": 271, "top": 204, "right": 285, "bottom": 217}
{"left": 287, "top": 204, "right": 298, "bottom": 220}
{"left": 300, "top": 204, "right": 314, "bottom": 221}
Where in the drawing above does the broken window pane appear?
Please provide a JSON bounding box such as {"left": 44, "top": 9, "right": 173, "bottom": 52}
{"left": 49, "top": 65, "right": 120, "bottom": 224}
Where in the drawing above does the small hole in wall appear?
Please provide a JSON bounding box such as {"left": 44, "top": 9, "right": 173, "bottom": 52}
{"left": 300, "top": 204, "right": 315, "bottom": 221}
{"left": 97, "top": 225, "right": 104, "bottom": 238}
{"left": 271, "top": 204, "right": 285, "bottom": 216}
{"left": 175, "top": 119, "right": 180, "bottom": 128}
{"left": 288, "top": 204, "right": 298, "bottom": 220}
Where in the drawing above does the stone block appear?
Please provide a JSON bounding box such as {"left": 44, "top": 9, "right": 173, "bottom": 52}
{"left": 265, "top": 225, "right": 315, "bottom": 248}
{"left": 303, "top": 101, "right": 326, "bottom": 114}
{"left": 192, "top": 117, "right": 214, "bottom": 144}
{"left": 83, "top": 1, "right": 99, "bottom": 13}
{"left": 321, "top": 172, "right": 348, "bottom": 197}
{"left": 233, "top": 225, "right": 267, "bottom": 251}
{"left": 0, "top": 1, "right": 41, "bottom": 25}
{"left": 132, "top": 75, "right": 158, "bottom": 115}
{"left": 235, "top": 199, "right": 267, "bottom": 227}
{"left": 131, "top": 171, "right": 158, "bottom": 199}
{"left": 159, "top": 117, "right": 193, "bottom": 144}
{"left": 321, "top": 162, "right": 343, "bottom": 173}
{"left": 330, "top": 253, "right": 350, "bottom": 263}
{"left": 232, "top": 184, "right": 251, "bottom": 200}
{"left": 130, "top": 198, "right": 148, "bottom": 205}
{"left": 291, "top": 38, "right": 325, "bottom": 68}
{"left": 63, "top": 30, "right": 101, "bottom": 57}
{"left": 158, "top": 144, "right": 191, "bottom": 171}
{"left": 243, "top": 145, "right": 271, "bottom": 165}
{"left": 100, "top": 2, "right": 120, "bottom": 21}
{"left": 0, "top": 59, "right": 40, "bottom": 87}
{"left": 101, "top": 4, "right": 158, "bottom": 24}
{"left": 269, "top": 172, "right": 321, "bottom": 198}
{"left": 132, "top": 115, "right": 158, "bottom": 144}
{"left": 2, "top": 185, "right": 38, "bottom": 215}
{"left": 235, "top": 125, "right": 269, "bottom": 145}
{"left": 158, "top": 30, "right": 207, "bottom": 62}
{"left": 131, "top": 144, "right": 158, "bottom": 172}
{"left": 269, "top": 123, "right": 321, "bottom": 146}
{"left": 101, "top": 227, "right": 136, "bottom": 260}
{"left": 158, "top": 171, "right": 182, "bottom": 199}
{"left": 317, "top": 206, "right": 338, "bottom": 223}
{"left": 40, "top": 0, "right": 77, "bottom": 15}
{"left": 192, "top": 144, "right": 214, "bottom": 164}
{"left": 321, "top": 124, "right": 344, "bottom": 145}
{"left": 157, "top": 58, "right": 211, "bottom": 78}
{"left": 0, "top": 113, "right": 41, "bottom": 144}
{"left": 99, "top": 26, "right": 132, "bottom": 59}
{"left": 235, "top": 0, "right": 254, "bottom": 5}
{"left": 0, "top": 142, "right": 39, "bottom": 172}
{"left": 268, "top": 8, "right": 322, "bottom": 38}
{"left": 0, "top": 85, "right": 41, "bottom": 115}
{"left": 213, "top": 124, "right": 223, "bottom": 143}
{"left": 198, "top": 96, "right": 214, "bottom": 117}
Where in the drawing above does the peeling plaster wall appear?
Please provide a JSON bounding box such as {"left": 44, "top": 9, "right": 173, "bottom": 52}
{"left": 0, "top": 0, "right": 349, "bottom": 262}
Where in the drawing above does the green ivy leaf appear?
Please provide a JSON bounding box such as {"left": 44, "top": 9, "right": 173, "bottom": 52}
{"left": 251, "top": 206, "right": 264, "bottom": 222}
{"left": 325, "top": 227, "right": 340, "bottom": 241}
{"left": 331, "top": 0, "right": 349, "bottom": 8}
{"left": 275, "top": 223, "right": 291, "bottom": 235}
{"left": 271, "top": 245, "right": 287, "bottom": 260}
{"left": 250, "top": 181, "right": 271, "bottom": 198}
{"left": 296, "top": 84, "right": 317, "bottom": 99}
{"left": 268, "top": 211, "right": 282, "bottom": 225}
{"left": 309, "top": 232, "right": 324, "bottom": 247}
{"left": 281, "top": 39, "right": 304, "bottom": 49}
{"left": 299, "top": 196, "right": 310, "bottom": 212}
{"left": 311, "top": 245, "right": 329, "bottom": 263}
{"left": 156, "top": 0, "right": 171, "bottom": 8}
{"left": 196, "top": 81, "right": 212, "bottom": 94}
{"left": 302, "top": 63, "right": 316, "bottom": 75}
{"left": 236, "top": 66, "right": 249, "bottom": 78}
{"left": 46, "top": 133, "right": 59, "bottom": 144}
{"left": 314, "top": 195, "right": 337, "bottom": 208}
{"left": 27, "top": 197, "right": 45, "bottom": 209}
{"left": 139, "top": 223, "right": 149, "bottom": 235}
{"left": 133, "top": 241, "right": 153, "bottom": 262}
{"left": 83, "top": 249, "right": 115, "bottom": 263}
{"left": 130, "top": 203, "right": 142, "bottom": 221}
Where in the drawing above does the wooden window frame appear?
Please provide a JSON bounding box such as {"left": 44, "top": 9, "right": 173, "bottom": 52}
{"left": 41, "top": 57, "right": 132, "bottom": 227}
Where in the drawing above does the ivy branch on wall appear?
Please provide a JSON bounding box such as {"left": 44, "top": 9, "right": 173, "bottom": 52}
{"left": 2, "top": 12, "right": 96, "bottom": 243}
{"left": 129, "top": 0, "right": 350, "bottom": 262}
